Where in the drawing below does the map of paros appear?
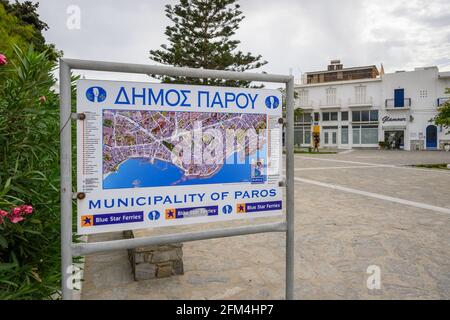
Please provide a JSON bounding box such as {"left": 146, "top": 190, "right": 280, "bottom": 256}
{"left": 102, "top": 110, "right": 267, "bottom": 189}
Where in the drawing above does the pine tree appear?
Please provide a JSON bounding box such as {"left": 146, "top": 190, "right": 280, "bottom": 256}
{"left": 149, "top": 0, "right": 267, "bottom": 87}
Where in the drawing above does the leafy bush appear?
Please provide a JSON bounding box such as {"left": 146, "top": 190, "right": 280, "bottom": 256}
{"left": 431, "top": 88, "right": 450, "bottom": 133}
{"left": 378, "top": 141, "right": 387, "bottom": 149}
{"left": 0, "top": 45, "right": 61, "bottom": 299}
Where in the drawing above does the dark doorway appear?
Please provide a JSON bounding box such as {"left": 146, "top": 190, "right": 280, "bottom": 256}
{"left": 384, "top": 130, "right": 404, "bottom": 149}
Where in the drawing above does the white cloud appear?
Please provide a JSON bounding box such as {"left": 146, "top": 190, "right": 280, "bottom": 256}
{"left": 31, "top": 0, "right": 450, "bottom": 86}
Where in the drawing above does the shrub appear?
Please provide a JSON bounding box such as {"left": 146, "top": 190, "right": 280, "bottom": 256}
{"left": 0, "top": 46, "right": 61, "bottom": 299}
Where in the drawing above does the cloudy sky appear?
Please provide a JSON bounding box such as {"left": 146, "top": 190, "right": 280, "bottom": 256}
{"left": 32, "top": 0, "right": 450, "bottom": 87}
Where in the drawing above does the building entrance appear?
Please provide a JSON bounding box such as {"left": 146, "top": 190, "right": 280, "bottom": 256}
{"left": 384, "top": 130, "right": 404, "bottom": 149}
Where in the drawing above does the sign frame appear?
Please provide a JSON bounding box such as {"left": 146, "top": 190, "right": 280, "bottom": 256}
{"left": 59, "top": 58, "right": 295, "bottom": 300}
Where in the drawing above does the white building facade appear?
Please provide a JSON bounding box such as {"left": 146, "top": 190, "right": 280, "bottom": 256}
{"left": 294, "top": 66, "right": 450, "bottom": 150}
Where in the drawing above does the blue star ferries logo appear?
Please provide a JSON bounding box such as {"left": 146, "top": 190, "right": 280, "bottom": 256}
{"left": 265, "top": 95, "right": 280, "bottom": 109}
{"left": 86, "top": 86, "right": 107, "bottom": 103}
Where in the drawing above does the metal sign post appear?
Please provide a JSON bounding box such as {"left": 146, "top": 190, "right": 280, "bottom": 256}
{"left": 59, "top": 58, "right": 295, "bottom": 300}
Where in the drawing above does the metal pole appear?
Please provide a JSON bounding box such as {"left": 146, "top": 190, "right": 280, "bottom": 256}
{"left": 60, "top": 59, "right": 73, "bottom": 300}
{"left": 62, "top": 58, "right": 292, "bottom": 84}
{"left": 72, "top": 221, "right": 286, "bottom": 256}
{"left": 285, "top": 77, "right": 295, "bottom": 300}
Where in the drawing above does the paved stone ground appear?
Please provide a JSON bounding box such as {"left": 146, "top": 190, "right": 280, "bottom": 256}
{"left": 81, "top": 150, "right": 450, "bottom": 299}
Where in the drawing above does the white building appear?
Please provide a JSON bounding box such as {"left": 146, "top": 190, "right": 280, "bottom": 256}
{"left": 294, "top": 60, "right": 450, "bottom": 150}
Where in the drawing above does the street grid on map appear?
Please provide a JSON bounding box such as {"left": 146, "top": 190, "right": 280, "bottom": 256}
{"left": 103, "top": 110, "right": 267, "bottom": 184}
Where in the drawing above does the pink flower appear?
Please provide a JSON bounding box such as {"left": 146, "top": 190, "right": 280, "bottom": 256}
{"left": 20, "top": 205, "right": 33, "bottom": 215}
{"left": 39, "top": 96, "right": 46, "bottom": 103}
{"left": 11, "top": 207, "right": 22, "bottom": 215}
{"left": 0, "top": 54, "right": 7, "bottom": 65}
{"left": 0, "top": 209, "right": 8, "bottom": 217}
{"left": 8, "top": 215, "right": 24, "bottom": 223}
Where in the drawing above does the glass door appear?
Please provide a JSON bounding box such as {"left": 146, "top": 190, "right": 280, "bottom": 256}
{"left": 323, "top": 129, "right": 337, "bottom": 146}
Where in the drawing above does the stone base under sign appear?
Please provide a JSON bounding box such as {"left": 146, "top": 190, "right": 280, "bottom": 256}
{"left": 123, "top": 230, "right": 184, "bottom": 280}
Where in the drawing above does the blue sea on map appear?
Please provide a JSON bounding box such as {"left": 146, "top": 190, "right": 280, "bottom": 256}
{"left": 103, "top": 145, "right": 267, "bottom": 189}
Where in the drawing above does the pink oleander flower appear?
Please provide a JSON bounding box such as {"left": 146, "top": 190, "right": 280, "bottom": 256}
{"left": 0, "top": 54, "right": 7, "bottom": 65}
{"left": 8, "top": 214, "right": 24, "bottom": 223}
{"left": 39, "top": 95, "right": 46, "bottom": 103}
{"left": 19, "top": 205, "right": 33, "bottom": 215}
{"left": 0, "top": 209, "right": 8, "bottom": 217}
{"left": 11, "top": 206, "right": 22, "bottom": 215}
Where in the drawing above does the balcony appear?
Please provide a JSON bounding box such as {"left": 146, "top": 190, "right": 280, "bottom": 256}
{"left": 385, "top": 98, "right": 411, "bottom": 110}
{"left": 295, "top": 99, "right": 314, "bottom": 109}
{"left": 348, "top": 96, "right": 373, "bottom": 107}
{"left": 437, "top": 97, "right": 449, "bottom": 107}
{"left": 295, "top": 99, "right": 314, "bottom": 110}
{"left": 319, "top": 98, "right": 341, "bottom": 109}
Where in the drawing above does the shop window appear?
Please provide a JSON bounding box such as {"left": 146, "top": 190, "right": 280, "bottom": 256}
{"left": 294, "top": 126, "right": 311, "bottom": 146}
{"left": 361, "top": 125, "right": 378, "bottom": 144}
{"left": 352, "top": 125, "right": 378, "bottom": 144}
{"left": 341, "top": 126, "right": 348, "bottom": 144}
{"left": 353, "top": 127, "right": 360, "bottom": 144}
{"left": 305, "top": 130, "right": 311, "bottom": 144}
{"left": 341, "top": 111, "right": 348, "bottom": 121}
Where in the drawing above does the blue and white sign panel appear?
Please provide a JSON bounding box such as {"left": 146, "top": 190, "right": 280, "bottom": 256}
{"left": 76, "top": 80, "right": 283, "bottom": 234}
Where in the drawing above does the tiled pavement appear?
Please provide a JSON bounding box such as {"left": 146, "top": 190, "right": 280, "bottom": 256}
{"left": 81, "top": 150, "right": 450, "bottom": 299}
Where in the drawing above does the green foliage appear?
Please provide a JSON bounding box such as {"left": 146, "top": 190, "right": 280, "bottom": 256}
{"left": 0, "top": 45, "right": 61, "bottom": 299}
{"left": 378, "top": 140, "right": 389, "bottom": 150}
{"left": 431, "top": 88, "right": 450, "bottom": 133}
{"left": 0, "top": 3, "right": 36, "bottom": 60}
{"left": 0, "top": 1, "right": 60, "bottom": 61}
{"left": 149, "top": 0, "right": 267, "bottom": 87}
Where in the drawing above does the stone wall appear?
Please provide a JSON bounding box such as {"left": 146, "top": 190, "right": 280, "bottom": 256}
{"left": 124, "top": 231, "right": 184, "bottom": 281}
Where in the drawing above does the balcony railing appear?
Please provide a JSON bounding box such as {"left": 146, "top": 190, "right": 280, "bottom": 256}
{"left": 295, "top": 100, "right": 314, "bottom": 109}
{"left": 437, "top": 97, "right": 449, "bottom": 107}
{"left": 385, "top": 98, "right": 411, "bottom": 109}
{"left": 348, "top": 96, "right": 373, "bottom": 107}
{"left": 319, "top": 98, "right": 341, "bottom": 108}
